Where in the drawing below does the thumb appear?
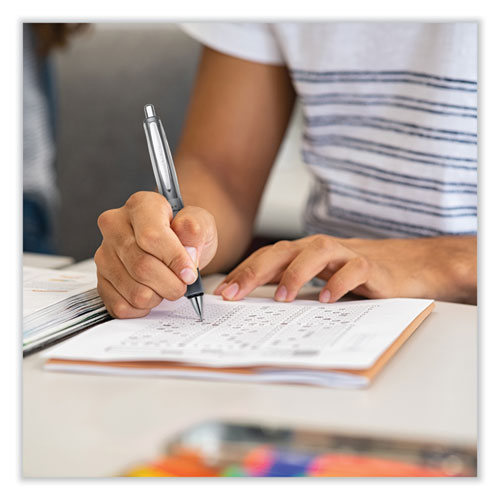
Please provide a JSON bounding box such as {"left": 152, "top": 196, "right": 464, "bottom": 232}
{"left": 170, "top": 206, "right": 217, "bottom": 269}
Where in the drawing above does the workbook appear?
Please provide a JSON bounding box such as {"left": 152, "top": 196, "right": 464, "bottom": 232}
{"left": 23, "top": 266, "right": 110, "bottom": 355}
{"left": 43, "top": 294, "right": 434, "bottom": 388}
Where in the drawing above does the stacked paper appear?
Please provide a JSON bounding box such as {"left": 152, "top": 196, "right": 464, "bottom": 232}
{"left": 43, "top": 295, "right": 434, "bottom": 388}
{"left": 23, "top": 267, "right": 110, "bottom": 354}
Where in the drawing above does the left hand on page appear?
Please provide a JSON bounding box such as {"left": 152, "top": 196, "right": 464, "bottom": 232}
{"left": 213, "top": 234, "right": 476, "bottom": 304}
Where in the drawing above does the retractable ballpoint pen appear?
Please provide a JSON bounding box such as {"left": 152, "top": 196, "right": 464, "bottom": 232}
{"left": 143, "top": 104, "right": 204, "bottom": 321}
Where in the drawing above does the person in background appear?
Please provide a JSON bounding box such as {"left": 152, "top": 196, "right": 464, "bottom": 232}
{"left": 94, "top": 23, "right": 477, "bottom": 318}
{"left": 23, "top": 23, "right": 86, "bottom": 253}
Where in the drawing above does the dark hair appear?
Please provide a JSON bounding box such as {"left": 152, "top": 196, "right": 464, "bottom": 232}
{"left": 30, "top": 23, "right": 89, "bottom": 57}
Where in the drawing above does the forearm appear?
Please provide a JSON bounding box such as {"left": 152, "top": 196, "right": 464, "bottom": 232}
{"left": 175, "top": 153, "right": 254, "bottom": 274}
{"left": 347, "top": 235, "right": 477, "bottom": 304}
{"left": 167, "top": 48, "right": 295, "bottom": 274}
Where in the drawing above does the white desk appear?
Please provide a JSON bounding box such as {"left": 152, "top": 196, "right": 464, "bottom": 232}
{"left": 23, "top": 267, "right": 477, "bottom": 477}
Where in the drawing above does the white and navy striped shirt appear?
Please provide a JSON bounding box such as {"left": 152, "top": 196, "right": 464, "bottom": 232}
{"left": 184, "top": 22, "right": 477, "bottom": 239}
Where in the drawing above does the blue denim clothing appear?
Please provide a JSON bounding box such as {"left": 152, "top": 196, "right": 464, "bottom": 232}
{"left": 23, "top": 195, "right": 56, "bottom": 254}
{"left": 23, "top": 24, "right": 58, "bottom": 254}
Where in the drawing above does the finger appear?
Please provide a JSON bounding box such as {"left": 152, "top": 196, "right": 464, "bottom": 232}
{"left": 114, "top": 241, "right": 188, "bottom": 301}
{"left": 125, "top": 190, "right": 174, "bottom": 222}
{"left": 97, "top": 207, "right": 134, "bottom": 250}
{"left": 276, "top": 238, "right": 356, "bottom": 302}
{"left": 97, "top": 271, "right": 151, "bottom": 319}
{"left": 213, "top": 246, "right": 270, "bottom": 295}
{"left": 126, "top": 191, "right": 198, "bottom": 285}
{"left": 220, "top": 241, "right": 299, "bottom": 301}
{"left": 95, "top": 245, "right": 163, "bottom": 311}
{"left": 213, "top": 280, "right": 230, "bottom": 296}
{"left": 171, "top": 206, "right": 218, "bottom": 269}
{"left": 319, "top": 256, "right": 371, "bottom": 303}
{"left": 98, "top": 209, "right": 187, "bottom": 298}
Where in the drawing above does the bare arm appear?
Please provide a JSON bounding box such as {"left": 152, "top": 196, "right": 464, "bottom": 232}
{"left": 175, "top": 47, "right": 296, "bottom": 273}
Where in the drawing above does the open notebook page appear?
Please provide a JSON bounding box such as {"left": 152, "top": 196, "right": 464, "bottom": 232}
{"left": 43, "top": 295, "right": 433, "bottom": 370}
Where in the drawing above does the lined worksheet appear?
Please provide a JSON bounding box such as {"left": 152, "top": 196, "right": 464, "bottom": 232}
{"left": 44, "top": 295, "right": 433, "bottom": 370}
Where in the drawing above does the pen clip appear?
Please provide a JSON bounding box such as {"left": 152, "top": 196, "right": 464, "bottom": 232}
{"left": 143, "top": 105, "right": 184, "bottom": 212}
{"left": 148, "top": 121, "right": 173, "bottom": 194}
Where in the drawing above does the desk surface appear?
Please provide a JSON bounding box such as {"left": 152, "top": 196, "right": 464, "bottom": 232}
{"left": 23, "top": 265, "right": 477, "bottom": 477}
{"left": 23, "top": 252, "right": 75, "bottom": 270}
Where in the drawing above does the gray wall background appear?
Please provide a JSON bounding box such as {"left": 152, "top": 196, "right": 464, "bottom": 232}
{"left": 54, "top": 24, "right": 201, "bottom": 261}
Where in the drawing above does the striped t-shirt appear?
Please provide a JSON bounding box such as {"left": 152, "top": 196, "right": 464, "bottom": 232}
{"left": 183, "top": 23, "right": 477, "bottom": 239}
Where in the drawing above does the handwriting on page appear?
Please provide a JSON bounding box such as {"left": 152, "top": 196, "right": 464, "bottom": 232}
{"left": 105, "top": 300, "right": 378, "bottom": 358}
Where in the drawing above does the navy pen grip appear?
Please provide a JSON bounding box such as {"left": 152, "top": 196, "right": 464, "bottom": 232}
{"left": 186, "top": 271, "right": 204, "bottom": 298}
{"left": 172, "top": 208, "right": 203, "bottom": 299}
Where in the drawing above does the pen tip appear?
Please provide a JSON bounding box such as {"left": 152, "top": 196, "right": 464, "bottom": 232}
{"left": 189, "top": 295, "right": 204, "bottom": 322}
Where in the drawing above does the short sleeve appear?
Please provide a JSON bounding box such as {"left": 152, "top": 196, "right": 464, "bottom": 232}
{"left": 181, "top": 22, "right": 285, "bottom": 65}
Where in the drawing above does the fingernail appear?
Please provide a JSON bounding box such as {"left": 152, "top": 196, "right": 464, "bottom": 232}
{"left": 214, "top": 282, "right": 229, "bottom": 295}
{"left": 184, "top": 246, "right": 198, "bottom": 266}
{"left": 275, "top": 285, "right": 288, "bottom": 302}
{"left": 180, "top": 267, "right": 197, "bottom": 285}
{"left": 319, "top": 289, "right": 331, "bottom": 303}
{"left": 222, "top": 282, "right": 239, "bottom": 300}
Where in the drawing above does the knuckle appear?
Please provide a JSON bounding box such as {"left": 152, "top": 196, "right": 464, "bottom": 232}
{"left": 129, "top": 286, "right": 155, "bottom": 310}
{"left": 125, "top": 191, "right": 147, "bottom": 209}
{"left": 312, "top": 235, "right": 332, "bottom": 252}
{"left": 97, "top": 210, "right": 115, "bottom": 232}
{"left": 255, "top": 244, "right": 271, "bottom": 255}
{"left": 136, "top": 228, "right": 162, "bottom": 252}
{"left": 273, "top": 240, "right": 291, "bottom": 253}
{"left": 355, "top": 255, "right": 370, "bottom": 275}
{"left": 126, "top": 191, "right": 171, "bottom": 214}
{"left": 110, "top": 300, "right": 132, "bottom": 319}
{"left": 132, "top": 254, "right": 154, "bottom": 281}
{"left": 94, "top": 246, "right": 104, "bottom": 267}
{"left": 121, "top": 235, "right": 136, "bottom": 254}
{"left": 180, "top": 217, "right": 203, "bottom": 239}
{"left": 143, "top": 191, "right": 172, "bottom": 211}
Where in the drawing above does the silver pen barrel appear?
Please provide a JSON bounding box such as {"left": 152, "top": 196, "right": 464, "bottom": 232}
{"left": 143, "top": 104, "right": 184, "bottom": 215}
{"left": 143, "top": 104, "right": 204, "bottom": 320}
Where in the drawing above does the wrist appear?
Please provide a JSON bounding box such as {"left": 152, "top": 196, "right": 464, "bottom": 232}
{"left": 412, "top": 237, "right": 477, "bottom": 304}
{"left": 437, "top": 239, "right": 477, "bottom": 304}
{"left": 339, "top": 236, "right": 477, "bottom": 304}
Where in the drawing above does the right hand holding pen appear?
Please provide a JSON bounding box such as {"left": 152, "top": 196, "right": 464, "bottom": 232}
{"left": 94, "top": 191, "right": 217, "bottom": 318}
